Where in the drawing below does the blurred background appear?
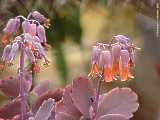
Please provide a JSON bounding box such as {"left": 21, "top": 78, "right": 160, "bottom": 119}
{"left": 0, "top": 0, "right": 159, "bottom": 120}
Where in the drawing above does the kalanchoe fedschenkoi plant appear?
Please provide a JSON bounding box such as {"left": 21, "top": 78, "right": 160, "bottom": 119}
{"left": 0, "top": 11, "right": 50, "bottom": 120}
{"left": 0, "top": 10, "right": 140, "bottom": 120}
{"left": 89, "top": 35, "right": 140, "bottom": 82}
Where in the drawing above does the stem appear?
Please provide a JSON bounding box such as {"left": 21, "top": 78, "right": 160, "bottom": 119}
{"left": 19, "top": 43, "right": 27, "bottom": 120}
{"left": 93, "top": 75, "right": 102, "bottom": 120}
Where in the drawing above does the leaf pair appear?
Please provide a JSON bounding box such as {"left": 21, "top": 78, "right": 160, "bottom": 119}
{"left": 55, "top": 76, "right": 139, "bottom": 120}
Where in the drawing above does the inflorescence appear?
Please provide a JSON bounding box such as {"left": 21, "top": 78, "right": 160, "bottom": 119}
{"left": 1, "top": 11, "right": 50, "bottom": 72}
{"left": 89, "top": 35, "right": 140, "bottom": 82}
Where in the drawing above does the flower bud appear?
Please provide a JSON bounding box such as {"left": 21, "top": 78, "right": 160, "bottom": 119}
{"left": 102, "top": 50, "right": 112, "bottom": 82}
{"left": 22, "top": 20, "right": 31, "bottom": 33}
{"left": 37, "top": 25, "right": 46, "bottom": 43}
{"left": 32, "top": 11, "right": 46, "bottom": 23}
{"left": 113, "top": 35, "right": 129, "bottom": 44}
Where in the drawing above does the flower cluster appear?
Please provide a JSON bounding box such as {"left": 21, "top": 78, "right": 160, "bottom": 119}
{"left": 89, "top": 35, "right": 140, "bottom": 82}
{"left": 1, "top": 11, "right": 50, "bottom": 72}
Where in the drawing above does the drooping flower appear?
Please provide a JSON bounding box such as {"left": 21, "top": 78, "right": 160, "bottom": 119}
{"left": 2, "top": 18, "right": 20, "bottom": 44}
{"left": 31, "top": 11, "right": 46, "bottom": 23}
{"left": 88, "top": 46, "right": 101, "bottom": 77}
{"left": 120, "top": 50, "right": 130, "bottom": 81}
{"left": 22, "top": 20, "right": 31, "bottom": 33}
{"left": 111, "top": 44, "right": 121, "bottom": 76}
{"left": 30, "top": 23, "right": 37, "bottom": 36}
{"left": 37, "top": 25, "right": 47, "bottom": 43}
{"left": 101, "top": 50, "right": 112, "bottom": 82}
{"left": 113, "top": 35, "right": 130, "bottom": 45}
{"left": 31, "top": 11, "right": 50, "bottom": 28}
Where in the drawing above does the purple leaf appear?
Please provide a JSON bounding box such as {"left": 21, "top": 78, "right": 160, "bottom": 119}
{"left": 55, "top": 112, "right": 75, "bottom": 120}
{"left": 97, "top": 87, "right": 139, "bottom": 119}
{"left": 32, "top": 80, "right": 49, "bottom": 96}
{"left": 34, "top": 98, "right": 55, "bottom": 120}
{"left": 0, "top": 98, "right": 21, "bottom": 119}
{"left": 98, "top": 114, "right": 128, "bottom": 120}
{"left": 32, "top": 89, "right": 63, "bottom": 113}
{"left": 70, "top": 76, "right": 96, "bottom": 118}
{"left": 0, "top": 71, "right": 32, "bottom": 97}
{"left": 55, "top": 85, "right": 81, "bottom": 120}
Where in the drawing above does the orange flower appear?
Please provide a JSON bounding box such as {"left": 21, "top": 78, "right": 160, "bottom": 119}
{"left": 88, "top": 46, "right": 100, "bottom": 77}
{"left": 111, "top": 44, "right": 121, "bottom": 76}
{"left": 102, "top": 50, "right": 112, "bottom": 82}
{"left": 120, "top": 50, "right": 131, "bottom": 81}
{"left": 112, "top": 60, "right": 120, "bottom": 76}
{"left": 89, "top": 63, "right": 100, "bottom": 76}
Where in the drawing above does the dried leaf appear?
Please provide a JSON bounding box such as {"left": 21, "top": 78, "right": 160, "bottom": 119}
{"left": 97, "top": 87, "right": 139, "bottom": 119}
{"left": 34, "top": 98, "right": 55, "bottom": 120}
{"left": 70, "top": 76, "right": 95, "bottom": 118}
{"left": 98, "top": 114, "right": 128, "bottom": 120}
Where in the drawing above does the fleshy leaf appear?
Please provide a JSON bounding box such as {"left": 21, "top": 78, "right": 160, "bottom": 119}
{"left": 0, "top": 71, "right": 32, "bottom": 97}
{"left": 34, "top": 98, "right": 55, "bottom": 120}
{"left": 32, "top": 89, "right": 63, "bottom": 113}
{"left": 55, "top": 112, "right": 75, "bottom": 120}
{"left": 97, "top": 87, "right": 139, "bottom": 119}
{"left": 70, "top": 76, "right": 96, "bottom": 118}
{"left": 98, "top": 114, "right": 128, "bottom": 120}
{"left": 55, "top": 85, "right": 81, "bottom": 120}
{"left": 32, "top": 80, "right": 49, "bottom": 96}
{"left": 0, "top": 98, "right": 21, "bottom": 119}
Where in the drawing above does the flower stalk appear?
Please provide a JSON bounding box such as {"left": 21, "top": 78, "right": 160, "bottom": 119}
{"left": 19, "top": 42, "right": 27, "bottom": 120}
{"left": 1, "top": 11, "right": 50, "bottom": 120}
{"left": 92, "top": 74, "right": 103, "bottom": 120}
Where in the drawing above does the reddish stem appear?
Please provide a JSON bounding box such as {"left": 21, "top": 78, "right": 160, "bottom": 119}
{"left": 19, "top": 43, "right": 27, "bottom": 120}
{"left": 93, "top": 75, "right": 103, "bottom": 120}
